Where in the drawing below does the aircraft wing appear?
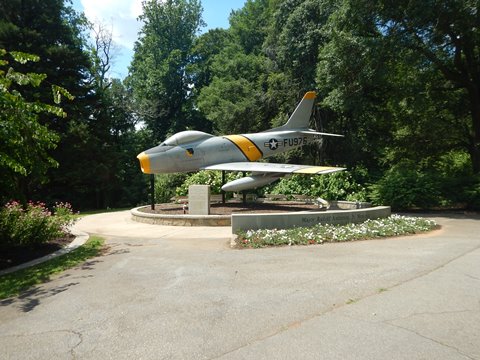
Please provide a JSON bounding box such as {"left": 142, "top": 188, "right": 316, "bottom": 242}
{"left": 202, "top": 162, "right": 345, "bottom": 174}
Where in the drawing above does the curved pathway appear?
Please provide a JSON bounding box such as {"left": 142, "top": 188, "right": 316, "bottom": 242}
{"left": 0, "top": 211, "right": 479, "bottom": 359}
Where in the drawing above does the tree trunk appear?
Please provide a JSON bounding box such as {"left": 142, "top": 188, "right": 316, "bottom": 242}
{"left": 467, "top": 84, "right": 480, "bottom": 174}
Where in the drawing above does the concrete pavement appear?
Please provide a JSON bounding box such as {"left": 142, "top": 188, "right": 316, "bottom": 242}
{"left": 0, "top": 211, "right": 479, "bottom": 359}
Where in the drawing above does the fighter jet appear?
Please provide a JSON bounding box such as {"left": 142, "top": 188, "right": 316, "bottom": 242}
{"left": 137, "top": 91, "right": 345, "bottom": 192}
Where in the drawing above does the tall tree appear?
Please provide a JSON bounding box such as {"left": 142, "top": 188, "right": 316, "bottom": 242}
{"left": 189, "top": 28, "right": 231, "bottom": 95}
{"left": 353, "top": 0, "right": 480, "bottom": 173}
{"left": 0, "top": 0, "right": 91, "bottom": 128}
{"left": 266, "top": 0, "right": 337, "bottom": 92}
{"left": 127, "top": 0, "right": 205, "bottom": 142}
{"left": 0, "top": 0, "right": 92, "bottom": 204}
{"left": 197, "top": 0, "right": 275, "bottom": 134}
{"left": 229, "top": 0, "right": 272, "bottom": 55}
{"left": 315, "top": 0, "right": 477, "bottom": 174}
{"left": 0, "top": 50, "right": 73, "bottom": 203}
{"left": 49, "top": 22, "right": 147, "bottom": 209}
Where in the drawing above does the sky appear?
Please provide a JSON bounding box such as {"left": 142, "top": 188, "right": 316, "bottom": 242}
{"left": 71, "top": 0, "right": 247, "bottom": 78}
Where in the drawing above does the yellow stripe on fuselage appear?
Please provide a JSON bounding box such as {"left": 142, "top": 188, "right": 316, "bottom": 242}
{"left": 224, "top": 135, "right": 263, "bottom": 162}
{"left": 293, "top": 166, "right": 336, "bottom": 174}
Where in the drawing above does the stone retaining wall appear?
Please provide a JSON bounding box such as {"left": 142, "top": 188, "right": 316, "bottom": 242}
{"left": 131, "top": 206, "right": 230, "bottom": 226}
{"left": 132, "top": 205, "right": 391, "bottom": 230}
{"left": 231, "top": 206, "right": 391, "bottom": 232}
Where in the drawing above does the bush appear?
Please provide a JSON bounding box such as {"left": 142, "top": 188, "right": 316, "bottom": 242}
{"left": 266, "top": 169, "right": 367, "bottom": 201}
{"left": 0, "top": 201, "right": 76, "bottom": 249}
{"left": 369, "top": 165, "right": 441, "bottom": 210}
{"left": 462, "top": 176, "right": 480, "bottom": 210}
{"left": 176, "top": 171, "right": 242, "bottom": 196}
{"left": 154, "top": 173, "right": 188, "bottom": 203}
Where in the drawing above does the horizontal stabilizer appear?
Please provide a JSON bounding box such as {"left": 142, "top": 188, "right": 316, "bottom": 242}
{"left": 273, "top": 129, "right": 344, "bottom": 137}
{"left": 299, "top": 130, "right": 344, "bottom": 137}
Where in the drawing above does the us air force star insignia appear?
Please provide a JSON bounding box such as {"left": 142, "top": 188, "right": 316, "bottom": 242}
{"left": 267, "top": 138, "right": 279, "bottom": 150}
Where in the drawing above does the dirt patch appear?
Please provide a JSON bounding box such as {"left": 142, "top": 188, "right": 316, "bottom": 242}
{"left": 139, "top": 201, "right": 322, "bottom": 215}
{"left": 0, "top": 235, "right": 74, "bottom": 271}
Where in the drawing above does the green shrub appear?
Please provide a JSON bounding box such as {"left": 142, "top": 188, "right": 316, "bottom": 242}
{"left": 176, "top": 171, "right": 242, "bottom": 196}
{"left": 462, "top": 176, "right": 480, "bottom": 210}
{"left": 0, "top": 201, "right": 76, "bottom": 248}
{"left": 154, "top": 173, "right": 188, "bottom": 203}
{"left": 266, "top": 169, "right": 367, "bottom": 201}
{"left": 369, "top": 165, "right": 441, "bottom": 210}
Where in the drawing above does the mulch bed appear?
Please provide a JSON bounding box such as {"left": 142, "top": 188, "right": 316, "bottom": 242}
{"left": 140, "top": 201, "right": 322, "bottom": 215}
{"left": 0, "top": 235, "right": 74, "bottom": 271}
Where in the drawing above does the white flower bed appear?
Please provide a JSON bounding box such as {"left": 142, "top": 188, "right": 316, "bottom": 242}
{"left": 236, "top": 215, "right": 438, "bottom": 248}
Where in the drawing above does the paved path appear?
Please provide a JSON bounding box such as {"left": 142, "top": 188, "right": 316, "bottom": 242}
{"left": 0, "top": 211, "right": 479, "bottom": 359}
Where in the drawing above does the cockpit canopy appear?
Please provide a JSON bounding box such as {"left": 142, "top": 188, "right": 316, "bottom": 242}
{"left": 161, "top": 130, "right": 213, "bottom": 146}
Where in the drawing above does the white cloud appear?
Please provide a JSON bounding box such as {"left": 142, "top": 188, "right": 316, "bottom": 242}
{"left": 81, "top": 0, "right": 143, "bottom": 50}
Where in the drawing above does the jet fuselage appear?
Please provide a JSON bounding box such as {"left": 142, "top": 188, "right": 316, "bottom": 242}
{"left": 138, "top": 131, "right": 314, "bottom": 174}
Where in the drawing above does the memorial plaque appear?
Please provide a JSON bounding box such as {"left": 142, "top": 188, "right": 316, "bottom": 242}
{"left": 231, "top": 206, "right": 391, "bottom": 232}
{"left": 188, "top": 185, "right": 210, "bottom": 215}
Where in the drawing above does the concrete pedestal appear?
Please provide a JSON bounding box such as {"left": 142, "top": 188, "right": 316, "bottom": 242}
{"left": 188, "top": 185, "right": 210, "bottom": 215}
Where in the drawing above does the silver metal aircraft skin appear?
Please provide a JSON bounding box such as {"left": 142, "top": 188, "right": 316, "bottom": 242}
{"left": 137, "top": 91, "right": 345, "bottom": 192}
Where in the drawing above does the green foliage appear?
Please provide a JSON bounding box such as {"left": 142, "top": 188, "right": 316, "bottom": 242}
{"left": 0, "top": 49, "right": 74, "bottom": 203}
{"left": 369, "top": 153, "right": 480, "bottom": 210}
{"left": 235, "top": 215, "right": 438, "bottom": 248}
{"left": 267, "top": 170, "right": 367, "bottom": 201}
{"left": 0, "top": 0, "right": 92, "bottom": 205}
{"left": 463, "top": 178, "right": 480, "bottom": 210}
{"left": 0, "top": 201, "right": 76, "bottom": 249}
{"left": 369, "top": 165, "right": 441, "bottom": 210}
{"left": 325, "top": 0, "right": 480, "bottom": 173}
{"left": 52, "top": 76, "right": 148, "bottom": 209}
{"left": 0, "top": 0, "right": 91, "bottom": 127}
{"left": 189, "top": 28, "right": 231, "bottom": 92}
{"left": 127, "top": 0, "right": 206, "bottom": 139}
{"left": 0, "top": 236, "right": 105, "bottom": 299}
{"left": 197, "top": 2, "right": 273, "bottom": 134}
{"left": 198, "top": 77, "right": 266, "bottom": 134}
{"left": 176, "top": 171, "right": 242, "bottom": 196}
{"left": 154, "top": 173, "right": 188, "bottom": 203}
{"left": 270, "top": 0, "right": 337, "bottom": 90}
{"left": 229, "top": 0, "right": 272, "bottom": 55}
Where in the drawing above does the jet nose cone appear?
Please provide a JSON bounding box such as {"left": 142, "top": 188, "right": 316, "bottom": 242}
{"left": 137, "top": 152, "right": 151, "bottom": 174}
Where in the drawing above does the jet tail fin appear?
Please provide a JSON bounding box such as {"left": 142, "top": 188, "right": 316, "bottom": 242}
{"left": 266, "top": 91, "right": 316, "bottom": 132}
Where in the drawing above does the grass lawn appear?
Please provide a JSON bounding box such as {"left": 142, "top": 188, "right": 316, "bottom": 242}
{"left": 0, "top": 236, "right": 105, "bottom": 299}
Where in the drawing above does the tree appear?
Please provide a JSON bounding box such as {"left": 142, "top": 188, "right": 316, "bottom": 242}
{"left": 353, "top": 0, "right": 480, "bottom": 173}
{"left": 0, "top": 0, "right": 91, "bottom": 129}
{"left": 197, "top": 0, "right": 275, "bottom": 134}
{"left": 89, "top": 22, "right": 117, "bottom": 90}
{"left": 0, "top": 49, "right": 72, "bottom": 203}
{"left": 127, "top": 0, "right": 205, "bottom": 142}
{"left": 0, "top": 0, "right": 95, "bottom": 206}
{"left": 189, "top": 28, "right": 231, "bottom": 94}
{"left": 229, "top": 0, "right": 272, "bottom": 55}
{"left": 266, "top": 0, "right": 337, "bottom": 92}
{"left": 48, "top": 22, "right": 147, "bottom": 209}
